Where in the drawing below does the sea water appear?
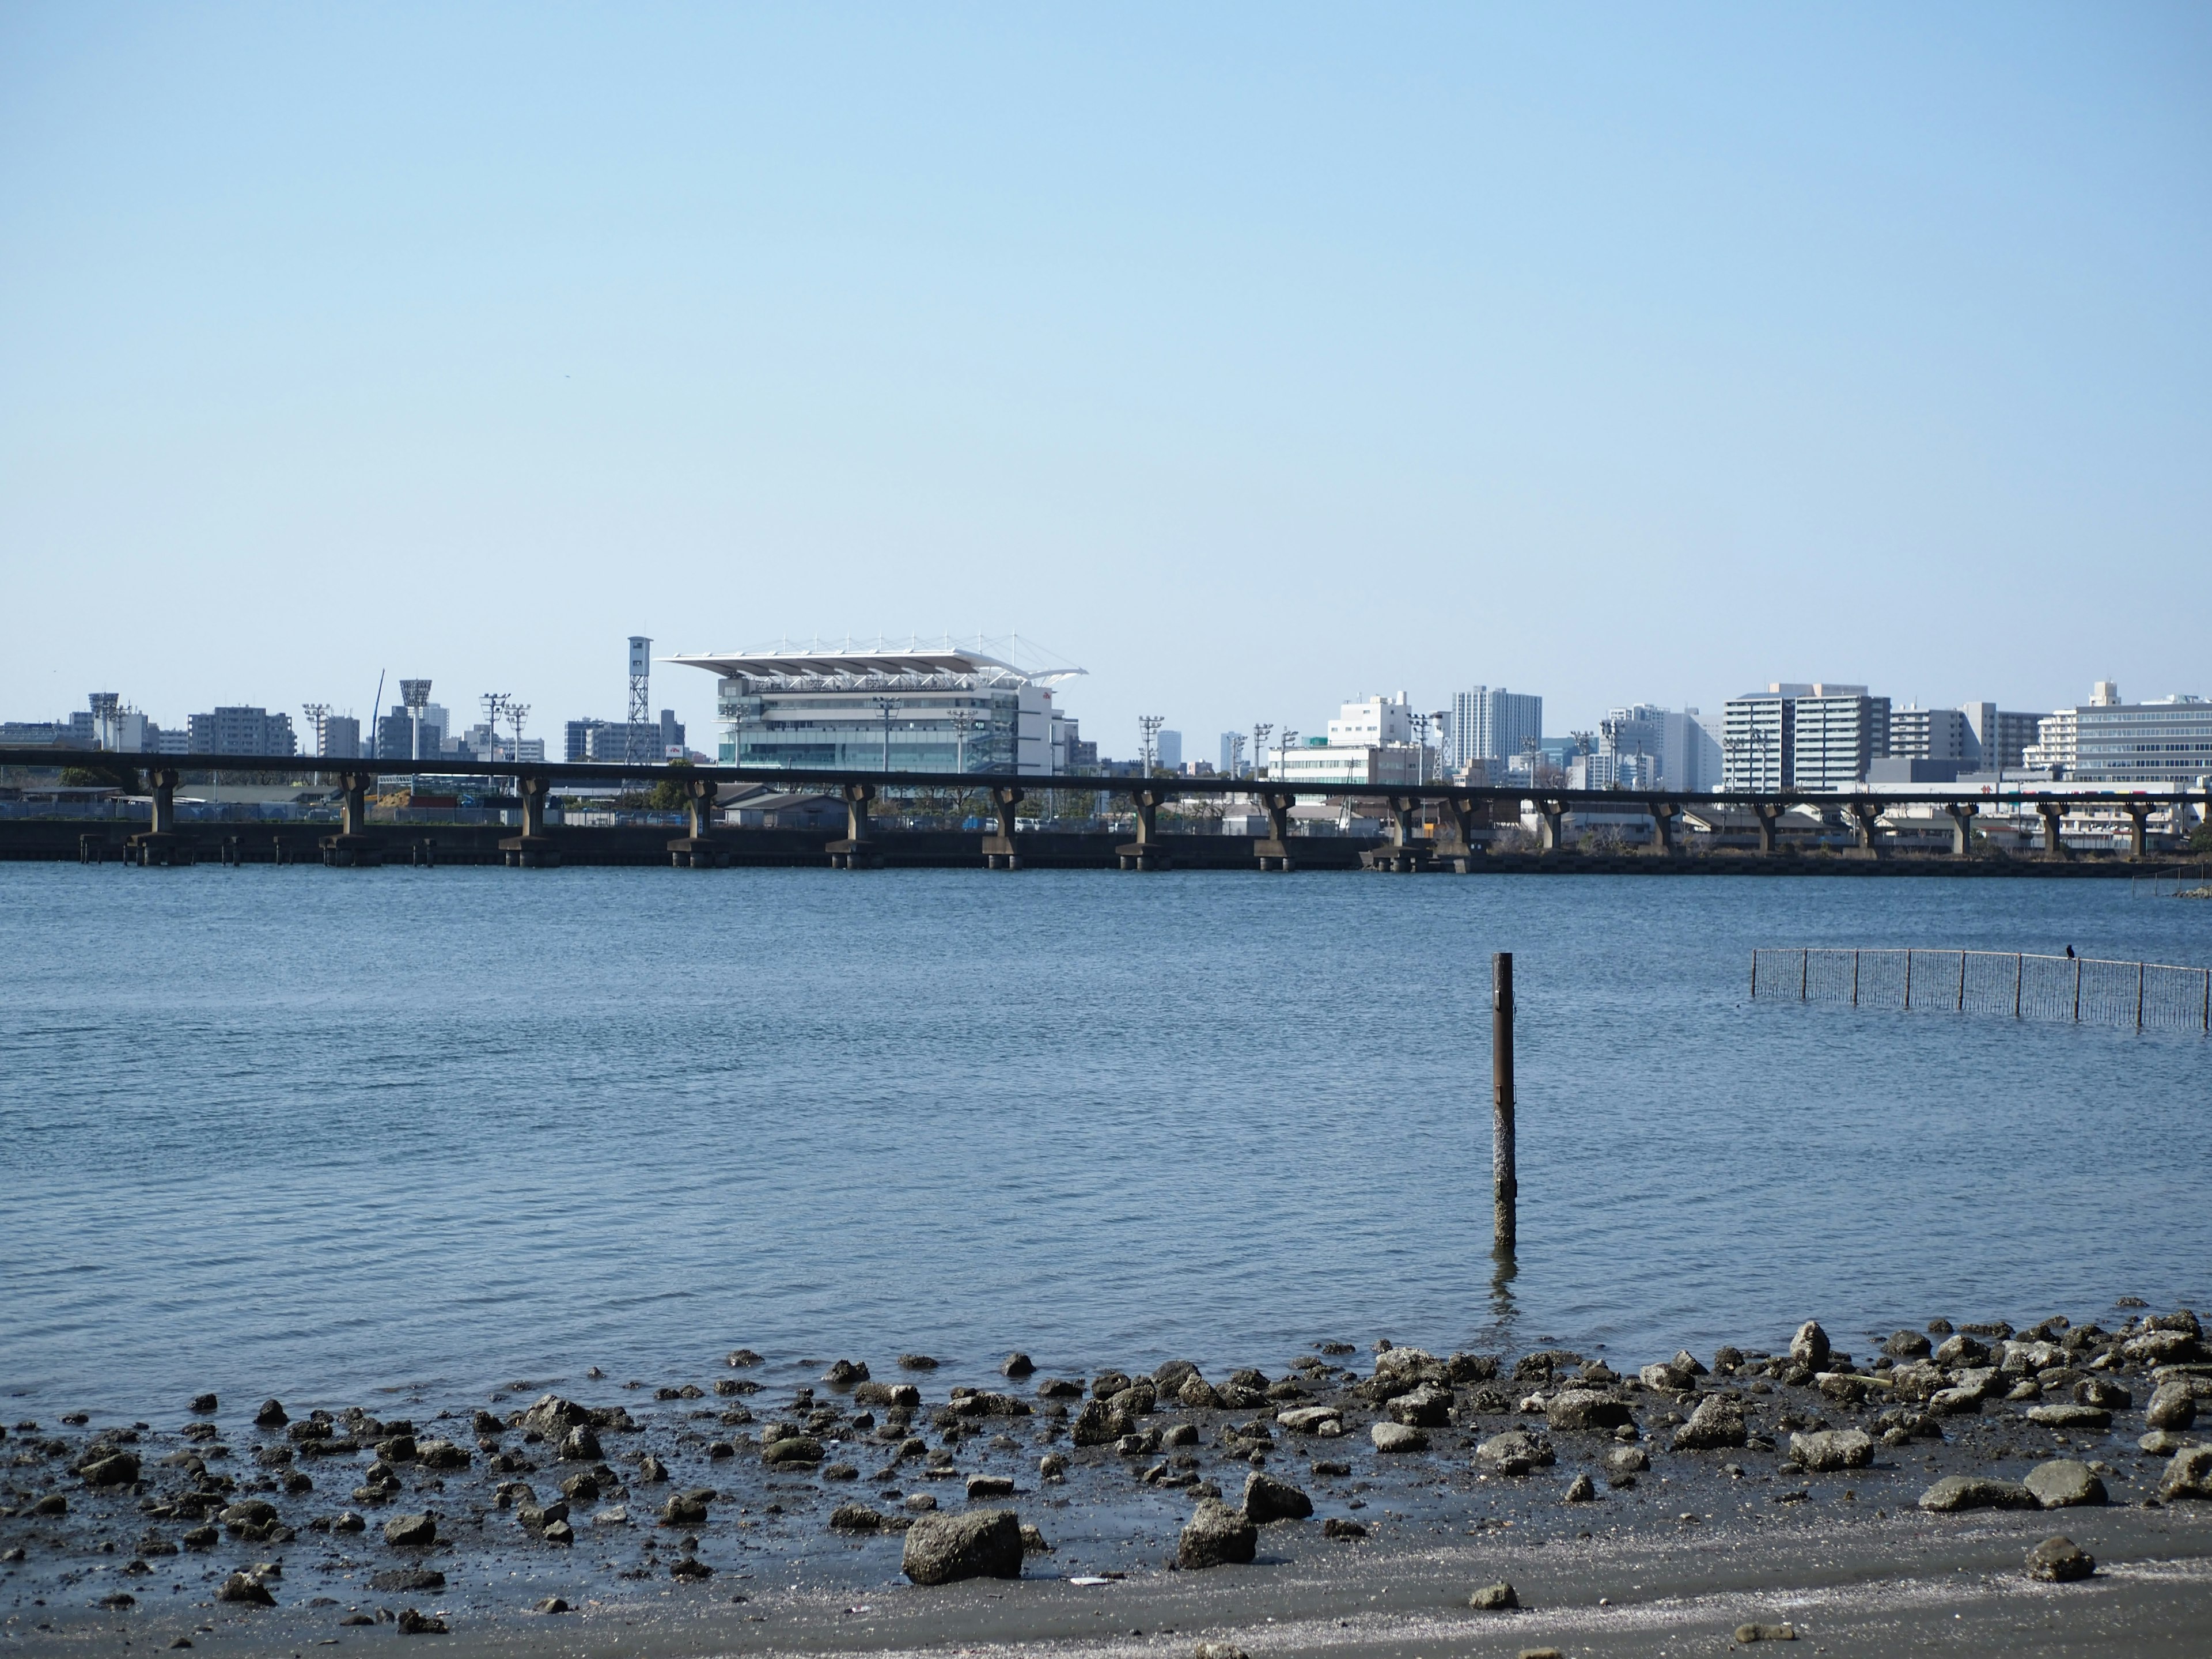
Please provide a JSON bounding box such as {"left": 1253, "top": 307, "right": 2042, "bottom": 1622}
{"left": 3, "top": 863, "right": 2206, "bottom": 1412}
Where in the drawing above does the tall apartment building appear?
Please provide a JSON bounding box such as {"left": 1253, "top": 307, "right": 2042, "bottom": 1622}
{"left": 565, "top": 711, "right": 687, "bottom": 764}
{"left": 316, "top": 715, "right": 362, "bottom": 759}
{"left": 1447, "top": 687, "right": 1542, "bottom": 775}
{"left": 1959, "top": 702, "right": 2043, "bottom": 771}
{"left": 1597, "top": 704, "right": 1724, "bottom": 791}
{"left": 187, "top": 707, "right": 298, "bottom": 757}
{"left": 1721, "top": 683, "right": 1889, "bottom": 791}
{"left": 1888, "top": 706, "right": 1969, "bottom": 763}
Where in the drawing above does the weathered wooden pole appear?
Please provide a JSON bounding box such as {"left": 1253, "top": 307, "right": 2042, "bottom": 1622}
{"left": 1492, "top": 950, "right": 1516, "bottom": 1252}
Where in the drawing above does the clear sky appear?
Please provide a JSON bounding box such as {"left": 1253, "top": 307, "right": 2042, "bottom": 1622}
{"left": 2, "top": 3, "right": 2206, "bottom": 758}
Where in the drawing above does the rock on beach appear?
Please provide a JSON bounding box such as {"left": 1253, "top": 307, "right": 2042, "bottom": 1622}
{"left": 1672, "top": 1393, "right": 1747, "bottom": 1450}
{"left": 1790, "top": 1429, "right": 1872, "bottom": 1472}
{"left": 2024, "top": 1460, "right": 2107, "bottom": 1509}
{"left": 1240, "top": 1471, "right": 1312, "bottom": 1523}
{"left": 1919, "top": 1476, "right": 2038, "bottom": 1513}
{"left": 902, "top": 1509, "right": 1023, "bottom": 1584}
{"left": 1177, "top": 1498, "right": 1257, "bottom": 1567}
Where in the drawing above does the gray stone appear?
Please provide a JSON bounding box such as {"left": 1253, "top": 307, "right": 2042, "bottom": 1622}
{"left": 216, "top": 1573, "right": 274, "bottom": 1607}
{"left": 1176, "top": 1498, "right": 1256, "bottom": 1568}
{"left": 1639, "top": 1362, "right": 1697, "bottom": 1392}
{"left": 558, "top": 1426, "right": 601, "bottom": 1461}
{"left": 1548, "top": 1389, "right": 1633, "bottom": 1433}
{"left": 1936, "top": 1333, "right": 1990, "bottom": 1367}
{"left": 2146, "top": 1384, "right": 2198, "bottom": 1431}
{"left": 369, "top": 1569, "right": 445, "bottom": 1593}
{"left": 1733, "top": 1622, "right": 1798, "bottom": 1642}
{"left": 382, "top": 1512, "right": 435, "bottom": 1547}
{"left": 902, "top": 1508, "right": 1023, "bottom": 1584}
{"left": 1885, "top": 1330, "right": 1933, "bottom": 1359}
{"left": 2160, "top": 1445, "right": 2212, "bottom": 1501}
{"left": 2026, "top": 1404, "right": 2109, "bottom": 1430}
{"left": 2074, "top": 1377, "right": 2131, "bottom": 1410}
{"left": 220, "top": 1500, "right": 278, "bottom": 1531}
{"left": 1179, "top": 1376, "right": 1225, "bottom": 1409}
{"left": 1389, "top": 1385, "right": 1454, "bottom": 1427}
{"left": 965, "top": 1475, "right": 1014, "bottom": 1500}
{"left": 80, "top": 1452, "right": 141, "bottom": 1487}
{"left": 762, "top": 1435, "right": 823, "bottom": 1466}
{"left": 1240, "top": 1471, "right": 1312, "bottom": 1523}
{"left": 1607, "top": 1445, "right": 1649, "bottom": 1475}
{"left": 1926, "top": 1387, "right": 1983, "bottom": 1416}
{"left": 415, "top": 1438, "right": 468, "bottom": 1471}
{"left": 1467, "top": 1581, "right": 1518, "bottom": 1610}
{"left": 1277, "top": 1406, "right": 1342, "bottom": 1435}
{"left": 1476, "top": 1430, "right": 1555, "bottom": 1474}
{"left": 1563, "top": 1472, "right": 1597, "bottom": 1502}
{"left": 2024, "top": 1459, "right": 2107, "bottom": 1509}
{"left": 2139, "top": 1430, "right": 2186, "bottom": 1455}
{"left": 1672, "top": 1393, "right": 1748, "bottom": 1450}
{"left": 1001, "top": 1353, "right": 1035, "bottom": 1378}
{"left": 662, "top": 1489, "right": 713, "bottom": 1525}
{"left": 1918, "top": 1476, "right": 2037, "bottom": 1512}
{"left": 2027, "top": 1536, "right": 2095, "bottom": 1582}
{"left": 1789, "top": 1429, "right": 1873, "bottom": 1472}
{"left": 829, "top": 1505, "right": 884, "bottom": 1531}
{"left": 1789, "top": 1321, "right": 1831, "bottom": 1370}
{"left": 1369, "top": 1421, "right": 1427, "bottom": 1453}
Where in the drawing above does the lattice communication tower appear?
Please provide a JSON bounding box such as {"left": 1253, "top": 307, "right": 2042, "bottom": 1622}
{"left": 626, "top": 637, "right": 652, "bottom": 768}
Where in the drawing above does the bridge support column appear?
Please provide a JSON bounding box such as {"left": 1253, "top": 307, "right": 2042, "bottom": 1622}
{"left": 1942, "top": 801, "right": 1978, "bottom": 856}
{"left": 1533, "top": 797, "right": 1567, "bottom": 853}
{"left": 1750, "top": 801, "right": 1780, "bottom": 855}
{"left": 1117, "top": 786, "right": 1172, "bottom": 870}
{"left": 1253, "top": 790, "right": 1295, "bottom": 871}
{"left": 498, "top": 774, "right": 559, "bottom": 868}
{"left": 1846, "top": 798, "right": 1887, "bottom": 858}
{"left": 1644, "top": 800, "right": 1677, "bottom": 857}
{"left": 828, "top": 782, "right": 878, "bottom": 869}
{"left": 127, "top": 767, "right": 188, "bottom": 866}
{"left": 1434, "top": 794, "right": 1480, "bottom": 873}
{"left": 319, "top": 768, "right": 387, "bottom": 867}
{"left": 668, "top": 775, "right": 728, "bottom": 868}
{"left": 2037, "top": 798, "right": 2073, "bottom": 862}
{"left": 2124, "top": 801, "right": 2152, "bottom": 861}
{"left": 983, "top": 785, "right": 1024, "bottom": 869}
{"left": 1362, "top": 796, "right": 1425, "bottom": 872}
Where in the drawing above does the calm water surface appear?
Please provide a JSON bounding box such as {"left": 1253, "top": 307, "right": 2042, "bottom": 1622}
{"left": 3, "top": 864, "right": 2206, "bottom": 1413}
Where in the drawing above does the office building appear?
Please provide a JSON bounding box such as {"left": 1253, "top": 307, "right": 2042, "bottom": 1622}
{"left": 316, "top": 715, "right": 362, "bottom": 759}
{"left": 188, "top": 707, "right": 298, "bottom": 757}
{"left": 2025, "top": 682, "right": 2212, "bottom": 785}
{"left": 565, "top": 714, "right": 685, "bottom": 764}
{"left": 1272, "top": 695, "right": 1437, "bottom": 787}
{"left": 671, "top": 642, "right": 1080, "bottom": 775}
{"left": 1156, "top": 729, "right": 1183, "bottom": 772}
{"left": 1446, "top": 686, "right": 1543, "bottom": 777}
{"left": 1721, "top": 683, "right": 1889, "bottom": 791}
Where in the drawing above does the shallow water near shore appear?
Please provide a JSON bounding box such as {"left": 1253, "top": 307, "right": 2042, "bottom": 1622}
{"left": 2, "top": 865, "right": 2207, "bottom": 1412}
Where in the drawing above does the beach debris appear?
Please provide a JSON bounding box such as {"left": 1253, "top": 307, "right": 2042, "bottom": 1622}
{"left": 394, "top": 1607, "right": 447, "bottom": 1634}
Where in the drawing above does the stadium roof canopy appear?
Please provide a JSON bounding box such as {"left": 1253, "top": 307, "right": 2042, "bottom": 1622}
{"left": 667, "top": 637, "right": 1085, "bottom": 687}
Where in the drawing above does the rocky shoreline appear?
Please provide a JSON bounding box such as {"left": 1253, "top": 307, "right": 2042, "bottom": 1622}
{"left": 5, "top": 1304, "right": 2210, "bottom": 1652}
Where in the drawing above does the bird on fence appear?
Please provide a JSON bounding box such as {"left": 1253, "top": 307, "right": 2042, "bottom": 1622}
{"left": 2065, "top": 945, "right": 2076, "bottom": 958}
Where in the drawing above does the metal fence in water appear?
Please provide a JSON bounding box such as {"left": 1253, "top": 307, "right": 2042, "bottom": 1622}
{"left": 1752, "top": 948, "right": 2212, "bottom": 1035}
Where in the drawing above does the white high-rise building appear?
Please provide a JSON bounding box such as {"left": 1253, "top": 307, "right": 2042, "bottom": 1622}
{"left": 1721, "top": 683, "right": 1890, "bottom": 791}
{"left": 1446, "top": 687, "right": 1542, "bottom": 777}
{"left": 2024, "top": 682, "right": 2212, "bottom": 784}
{"left": 1597, "top": 704, "right": 1723, "bottom": 792}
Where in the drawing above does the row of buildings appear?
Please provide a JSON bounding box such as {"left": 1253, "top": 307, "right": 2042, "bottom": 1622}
{"left": 9, "top": 645, "right": 2208, "bottom": 797}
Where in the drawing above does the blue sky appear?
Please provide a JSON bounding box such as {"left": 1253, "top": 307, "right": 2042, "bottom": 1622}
{"left": 2, "top": 3, "right": 2206, "bottom": 755}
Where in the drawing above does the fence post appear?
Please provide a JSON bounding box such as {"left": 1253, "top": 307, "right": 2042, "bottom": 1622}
{"left": 1957, "top": 951, "right": 1966, "bottom": 1012}
{"left": 1852, "top": 950, "right": 1860, "bottom": 1006}
{"left": 1492, "top": 952, "right": 1516, "bottom": 1254}
{"left": 1800, "top": 949, "right": 1808, "bottom": 1000}
{"left": 2203, "top": 968, "right": 2209, "bottom": 1033}
{"left": 2137, "top": 961, "right": 2145, "bottom": 1031}
{"left": 2074, "top": 957, "right": 2082, "bottom": 1022}
{"left": 1905, "top": 949, "right": 1914, "bottom": 1009}
{"left": 2016, "top": 953, "right": 2023, "bottom": 1018}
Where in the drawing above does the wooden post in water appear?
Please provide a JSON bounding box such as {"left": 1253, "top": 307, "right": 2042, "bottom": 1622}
{"left": 1492, "top": 951, "right": 1516, "bottom": 1253}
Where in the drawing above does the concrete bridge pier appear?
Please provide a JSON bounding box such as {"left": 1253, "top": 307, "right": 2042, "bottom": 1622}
{"left": 1433, "top": 794, "right": 1480, "bottom": 873}
{"left": 2124, "top": 801, "right": 2152, "bottom": 860}
{"left": 1361, "top": 796, "right": 1425, "bottom": 872}
{"left": 498, "top": 775, "right": 560, "bottom": 868}
{"left": 981, "top": 784, "right": 1024, "bottom": 869}
{"left": 1117, "top": 786, "right": 1172, "bottom": 870}
{"left": 1750, "top": 801, "right": 1781, "bottom": 854}
{"left": 1943, "top": 801, "right": 1978, "bottom": 856}
{"left": 1252, "top": 791, "right": 1296, "bottom": 872}
{"left": 1845, "top": 798, "right": 1887, "bottom": 858}
{"left": 319, "top": 770, "right": 385, "bottom": 867}
{"left": 1533, "top": 797, "right": 1567, "bottom": 853}
{"left": 2037, "top": 798, "right": 2073, "bottom": 861}
{"left": 827, "top": 782, "right": 877, "bottom": 869}
{"left": 126, "top": 767, "right": 188, "bottom": 866}
{"left": 1645, "top": 800, "right": 1678, "bottom": 856}
{"left": 668, "top": 776, "right": 728, "bottom": 868}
